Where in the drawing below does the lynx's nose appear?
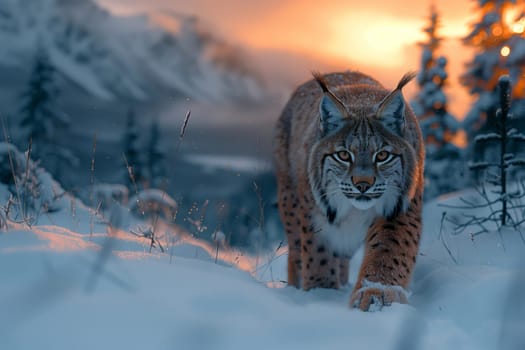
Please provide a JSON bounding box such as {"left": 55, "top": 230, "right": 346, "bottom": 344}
{"left": 351, "top": 176, "right": 375, "bottom": 193}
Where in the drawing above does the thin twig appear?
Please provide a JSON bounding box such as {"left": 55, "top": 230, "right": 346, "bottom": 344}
{"left": 174, "top": 110, "right": 191, "bottom": 157}
{"left": 438, "top": 212, "right": 458, "bottom": 264}
{"left": 22, "top": 137, "right": 32, "bottom": 219}
{"left": 123, "top": 153, "right": 141, "bottom": 216}
{"left": 1, "top": 117, "right": 24, "bottom": 222}
{"left": 253, "top": 181, "right": 265, "bottom": 273}
{"left": 89, "top": 133, "right": 97, "bottom": 238}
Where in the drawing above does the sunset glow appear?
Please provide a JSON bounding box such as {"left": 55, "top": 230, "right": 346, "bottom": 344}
{"left": 327, "top": 12, "right": 424, "bottom": 67}
{"left": 326, "top": 13, "right": 470, "bottom": 67}
{"left": 98, "top": 0, "right": 473, "bottom": 66}
{"left": 98, "top": 0, "right": 475, "bottom": 117}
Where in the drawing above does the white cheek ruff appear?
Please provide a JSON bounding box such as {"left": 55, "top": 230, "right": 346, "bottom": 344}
{"left": 313, "top": 182, "right": 403, "bottom": 255}
{"left": 379, "top": 182, "right": 404, "bottom": 217}
{"left": 310, "top": 151, "right": 405, "bottom": 254}
{"left": 314, "top": 208, "right": 374, "bottom": 256}
{"left": 314, "top": 190, "right": 378, "bottom": 256}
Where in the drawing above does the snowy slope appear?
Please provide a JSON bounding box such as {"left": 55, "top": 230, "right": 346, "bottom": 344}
{"left": 0, "top": 0, "right": 264, "bottom": 102}
{"left": 0, "top": 161, "right": 524, "bottom": 349}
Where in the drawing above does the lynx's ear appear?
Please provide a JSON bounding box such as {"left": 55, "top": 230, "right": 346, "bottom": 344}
{"left": 313, "top": 72, "right": 347, "bottom": 135}
{"left": 376, "top": 72, "right": 415, "bottom": 136}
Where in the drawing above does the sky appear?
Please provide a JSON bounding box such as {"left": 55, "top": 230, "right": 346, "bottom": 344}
{"left": 96, "top": 0, "right": 476, "bottom": 117}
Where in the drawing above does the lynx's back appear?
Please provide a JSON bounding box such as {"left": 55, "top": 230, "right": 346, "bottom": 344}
{"left": 274, "top": 70, "right": 424, "bottom": 311}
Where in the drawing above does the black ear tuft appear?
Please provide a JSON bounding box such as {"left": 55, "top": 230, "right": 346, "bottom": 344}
{"left": 396, "top": 72, "right": 416, "bottom": 90}
{"left": 312, "top": 71, "right": 330, "bottom": 93}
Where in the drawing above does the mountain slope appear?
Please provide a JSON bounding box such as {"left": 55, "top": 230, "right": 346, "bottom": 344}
{"left": 0, "top": 0, "right": 264, "bottom": 102}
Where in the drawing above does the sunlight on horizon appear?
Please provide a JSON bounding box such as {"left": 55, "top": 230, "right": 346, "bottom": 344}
{"left": 327, "top": 12, "right": 428, "bottom": 67}
{"left": 99, "top": 1, "right": 472, "bottom": 66}
{"left": 98, "top": 0, "right": 475, "bottom": 118}
{"left": 325, "top": 9, "right": 472, "bottom": 68}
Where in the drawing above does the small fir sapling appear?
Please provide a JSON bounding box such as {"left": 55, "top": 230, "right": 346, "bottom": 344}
{"left": 445, "top": 76, "right": 525, "bottom": 235}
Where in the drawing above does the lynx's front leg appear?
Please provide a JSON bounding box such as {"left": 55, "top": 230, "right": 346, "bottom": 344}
{"left": 298, "top": 192, "right": 342, "bottom": 290}
{"left": 276, "top": 178, "right": 302, "bottom": 287}
{"left": 350, "top": 194, "right": 422, "bottom": 311}
{"left": 300, "top": 227, "right": 342, "bottom": 290}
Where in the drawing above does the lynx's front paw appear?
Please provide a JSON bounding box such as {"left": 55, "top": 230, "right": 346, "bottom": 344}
{"left": 350, "top": 280, "right": 409, "bottom": 312}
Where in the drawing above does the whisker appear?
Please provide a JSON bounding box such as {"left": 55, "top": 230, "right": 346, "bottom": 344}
{"left": 319, "top": 189, "right": 340, "bottom": 199}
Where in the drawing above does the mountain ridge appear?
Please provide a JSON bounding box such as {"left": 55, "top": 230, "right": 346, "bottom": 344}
{"left": 0, "top": 0, "right": 265, "bottom": 102}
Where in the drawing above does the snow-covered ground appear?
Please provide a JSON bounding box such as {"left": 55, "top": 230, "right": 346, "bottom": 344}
{"left": 1, "top": 182, "right": 524, "bottom": 350}
{"left": 184, "top": 154, "right": 272, "bottom": 174}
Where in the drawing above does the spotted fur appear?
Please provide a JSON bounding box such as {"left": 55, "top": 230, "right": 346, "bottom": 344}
{"left": 273, "top": 71, "right": 424, "bottom": 311}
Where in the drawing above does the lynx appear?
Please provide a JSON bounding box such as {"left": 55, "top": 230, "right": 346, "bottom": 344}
{"left": 274, "top": 71, "right": 424, "bottom": 311}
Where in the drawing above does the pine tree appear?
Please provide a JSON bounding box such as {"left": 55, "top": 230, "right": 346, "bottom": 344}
{"left": 18, "top": 50, "right": 75, "bottom": 183}
{"left": 411, "top": 6, "right": 463, "bottom": 199}
{"left": 146, "top": 119, "right": 166, "bottom": 189}
{"left": 122, "top": 110, "right": 144, "bottom": 191}
{"left": 462, "top": 0, "right": 525, "bottom": 143}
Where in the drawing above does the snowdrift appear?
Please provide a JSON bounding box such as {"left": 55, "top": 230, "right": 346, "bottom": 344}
{"left": 0, "top": 143, "right": 524, "bottom": 350}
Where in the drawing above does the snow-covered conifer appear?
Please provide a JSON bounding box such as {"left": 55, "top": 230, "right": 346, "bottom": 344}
{"left": 411, "top": 6, "right": 464, "bottom": 199}
{"left": 462, "top": 0, "right": 525, "bottom": 145}
{"left": 18, "top": 50, "right": 76, "bottom": 185}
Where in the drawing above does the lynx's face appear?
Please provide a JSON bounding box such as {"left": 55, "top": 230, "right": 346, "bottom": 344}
{"left": 308, "top": 74, "right": 417, "bottom": 223}
{"left": 317, "top": 121, "right": 407, "bottom": 216}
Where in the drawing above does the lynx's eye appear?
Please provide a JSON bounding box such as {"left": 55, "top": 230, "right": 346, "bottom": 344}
{"left": 375, "top": 150, "right": 393, "bottom": 163}
{"left": 334, "top": 150, "right": 352, "bottom": 163}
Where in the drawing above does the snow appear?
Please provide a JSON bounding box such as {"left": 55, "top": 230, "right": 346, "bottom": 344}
{"left": 128, "top": 188, "right": 178, "bottom": 221}
{"left": 1, "top": 1, "right": 524, "bottom": 342}
{"left": 47, "top": 46, "right": 114, "bottom": 101}
{"left": 91, "top": 183, "right": 129, "bottom": 210}
{"left": 474, "top": 132, "right": 501, "bottom": 142}
{"left": 509, "top": 132, "right": 525, "bottom": 141}
{"left": 0, "top": 0, "right": 266, "bottom": 102}
{"left": 0, "top": 169, "right": 524, "bottom": 349}
{"left": 507, "top": 158, "right": 525, "bottom": 167}
{"left": 184, "top": 154, "right": 272, "bottom": 174}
